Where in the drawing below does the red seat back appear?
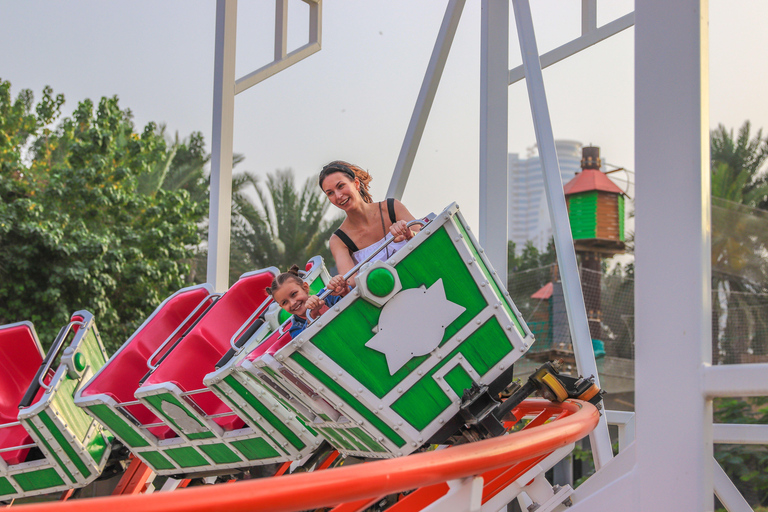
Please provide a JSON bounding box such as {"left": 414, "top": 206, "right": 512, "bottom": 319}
{"left": 142, "top": 271, "right": 275, "bottom": 427}
{"left": 80, "top": 285, "right": 213, "bottom": 439}
{"left": 0, "top": 323, "right": 44, "bottom": 464}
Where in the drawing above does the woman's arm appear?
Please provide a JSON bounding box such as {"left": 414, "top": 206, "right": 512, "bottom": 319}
{"left": 329, "top": 235, "right": 358, "bottom": 288}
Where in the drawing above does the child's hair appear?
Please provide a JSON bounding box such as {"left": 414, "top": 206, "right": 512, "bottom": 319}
{"left": 265, "top": 264, "right": 304, "bottom": 296}
{"left": 318, "top": 160, "right": 373, "bottom": 203}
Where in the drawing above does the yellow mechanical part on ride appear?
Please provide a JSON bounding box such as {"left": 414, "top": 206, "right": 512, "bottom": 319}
{"left": 577, "top": 383, "right": 601, "bottom": 402}
{"left": 540, "top": 373, "right": 569, "bottom": 402}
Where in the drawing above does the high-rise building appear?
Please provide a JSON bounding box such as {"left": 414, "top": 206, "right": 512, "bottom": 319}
{"left": 508, "top": 140, "right": 583, "bottom": 253}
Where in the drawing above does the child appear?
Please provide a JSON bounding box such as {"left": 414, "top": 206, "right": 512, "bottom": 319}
{"left": 266, "top": 265, "right": 349, "bottom": 338}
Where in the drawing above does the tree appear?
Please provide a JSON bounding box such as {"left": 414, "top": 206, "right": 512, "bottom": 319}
{"left": 711, "top": 122, "right": 768, "bottom": 209}
{"left": 0, "top": 80, "right": 206, "bottom": 352}
{"left": 710, "top": 122, "right": 768, "bottom": 364}
{"left": 229, "top": 169, "right": 343, "bottom": 281}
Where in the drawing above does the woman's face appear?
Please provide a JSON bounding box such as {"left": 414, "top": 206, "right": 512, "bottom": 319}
{"left": 273, "top": 280, "right": 311, "bottom": 318}
{"left": 321, "top": 172, "right": 359, "bottom": 211}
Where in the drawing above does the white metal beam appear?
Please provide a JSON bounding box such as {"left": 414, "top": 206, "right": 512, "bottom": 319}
{"left": 634, "top": 0, "right": 712, "bottom": 510}
{"left": 479, "top": 0, "right": 509, "bottom": 279}
{"left": 703, "top": 363, "right": 768, "bottom": 397}
{"left": 387, "top": 0, "right": 466, "bottom": 201}
{"left": 714, "top": 459, "right": 753, "bottom": 512}
{"left": 508, "top": 12, "right": 634, "bottom": 85}
{"left": 511, "top": 0, "right": 613, "bottom": 471}
{"left": 208, "top": 0, "right": 238, "bottom": 292}
{"left": 235, "top": 0, "right": 322, "bottom": 94}
{"left": 714, "top": 423, "right": 768, "bottom": 445}
{"left": 208, "top": 0, "right": 322, "bottom": 289}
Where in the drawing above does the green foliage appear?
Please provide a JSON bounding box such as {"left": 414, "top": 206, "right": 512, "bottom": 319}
{"left": 714, "top": 397, "right": 768, "bottom": 506}
{"left": 506, "top": 238, "right": 557, "bottom": 317}
{"left": 709, "top": 122, "right": 768, "bottom": 365}
{"left": 508, "top": 238, "right": 557, "bottom": 274}
{"left": 711, "top": 122, "right": 768, "bottom": 209}
{"left": 229, "top": 169, "right": 343, "bottom": 281}
{"left": 0, "top": 80, "right": 206, "bottom": 353}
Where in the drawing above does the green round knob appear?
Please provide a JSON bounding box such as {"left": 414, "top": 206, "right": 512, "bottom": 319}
{"left": 367, "top": 268, "right": 396, "bottom": 297}
{"left": 74, "top": 352, "right": 86, "bottom": 372}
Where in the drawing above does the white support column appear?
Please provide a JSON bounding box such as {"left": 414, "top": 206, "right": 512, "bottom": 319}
{"left": 387, "top": 0, "right": 466, "bottom": 201}
{"left": 479, "top": 0, "right": 509, "bottom": 279}
{"left": 511, "top": 0, "right": 613, "bottom": 471}
{"left": 208, "top": 0, "right": 238, "bottom": 292}
{"left": 634, "top": 1, "right": 712, "bottom": 510}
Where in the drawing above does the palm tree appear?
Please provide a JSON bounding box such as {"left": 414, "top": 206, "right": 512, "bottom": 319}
{"left": 711, "top": 121, "right": 768, "bottom": 208}
{"left": 229, "top": 169, "right": 343, "bottom": 281}
{"left": 710, "top": 122, "right": 768, "bottom": 364}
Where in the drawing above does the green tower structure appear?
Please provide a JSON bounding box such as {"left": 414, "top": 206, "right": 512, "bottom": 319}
{"left": 564, "top": 146, "right": 626, "bottom": 341}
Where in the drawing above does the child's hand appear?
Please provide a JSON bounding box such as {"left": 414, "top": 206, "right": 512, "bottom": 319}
{"left": 305, "top": 295, "right": 324, "bottom": 316}
{"left": 327, "top": 275, "right": 350, "bottom": 296}
{"left": 390, "top": 219, "right": 414, "bottom": 243}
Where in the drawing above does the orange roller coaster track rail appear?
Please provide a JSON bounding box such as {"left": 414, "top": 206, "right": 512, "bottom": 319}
{"left": 18, "top": 399, "right": 599, "bottom": 512}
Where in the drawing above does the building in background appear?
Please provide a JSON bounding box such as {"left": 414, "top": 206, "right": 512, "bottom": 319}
{"left": 508, "top": 140, "right": 582, "bottom": 252}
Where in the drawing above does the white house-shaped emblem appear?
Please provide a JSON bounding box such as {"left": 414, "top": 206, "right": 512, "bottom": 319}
{"left": 365, "top": 279, "right": 465, "bottom": 375}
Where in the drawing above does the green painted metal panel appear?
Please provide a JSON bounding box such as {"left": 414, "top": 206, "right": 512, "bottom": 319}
{"left": 231, "top": 438, "right": 281, "bottom": 460}
{"left": 336, "top": 429, "right": 368, "bottom": 452}
{"left": 212, "top": 383, "right": 289, "bottom": 457}
{"left": 444, "top": 365, "right": 474, "bottom": 398}
{"left": 0, "top": 477, "right": 16, "bottom": 496}
{"left": 13, "top": 468, "right": 64, "bottom": 492}
{"left": 142, "top": 393, "right": 214, "bottom": 440}
{"left": 51, "top": 376, "right": 93, "bottom": 442}
{"left": 222, "top": 377, "right": 305, "bottom": 450}
{"left": 568, "top": 191, "right": 598, "bottom": 240}
{"left": 348, "top": 427, "right": 387, "bottom": 453}
{"left": 392, "top": 318, "right": 512, "bottom": 430}
{"left": 164, "top": 446, "right": 209, "bottom": 468}
{"left": 38, "top": 411, "right": 91, "bottom": 478}
{"left": 88, "top": 404, "right": 150, "bottom": 448}
{"left": 291, "top": 353, "right": 405, "bottom": 447}
{"left": 140, "top": 450, "right": 175, "bottom": 470}
{"left": 320, "top": 427, "right": 354, "bottom": 451}
{"left": 618, "top": 194, "right": 625, "bottom": 242}
{"left": 452, "top": 217, "right": 527, "bottom": 338}
{"left": 25, "top": 419, "right": 76, "bottom": 484}
{"left": 199, "top": 443, "right": 242, "bottom": 464}
{"left": 310, "top": 227, "right": 487, "bottom": 400}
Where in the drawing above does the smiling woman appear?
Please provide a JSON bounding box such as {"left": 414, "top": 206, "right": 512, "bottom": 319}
{"left": 318, "top": 161, "right": 421, "bottom": 287}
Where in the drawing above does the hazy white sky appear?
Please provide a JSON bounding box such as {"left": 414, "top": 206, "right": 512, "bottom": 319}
{"left": 2, "top": 0, "right": 767, "bottom": 233}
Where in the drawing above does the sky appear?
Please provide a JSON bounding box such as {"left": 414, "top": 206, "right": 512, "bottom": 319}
{"left": 1, "top": 0, "right": 767, "bottom": 242}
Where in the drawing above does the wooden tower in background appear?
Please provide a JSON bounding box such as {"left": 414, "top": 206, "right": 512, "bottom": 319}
{"left": 564, "top": 146, "right": 626, "bottom": 341}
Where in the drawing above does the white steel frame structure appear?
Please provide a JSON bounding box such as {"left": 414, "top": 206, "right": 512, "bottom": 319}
{"left": 207, "top": 1, "right": 768, "bottom": 510}
{"left": 208, "top": 0, "right": 321, "bottom": 292}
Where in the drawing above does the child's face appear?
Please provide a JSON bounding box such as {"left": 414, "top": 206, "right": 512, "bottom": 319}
{"left": 273, "top": 280, "right": 311, "bottom": 318}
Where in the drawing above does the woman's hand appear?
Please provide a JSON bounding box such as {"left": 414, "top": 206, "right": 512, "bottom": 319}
{"left": 390, "top": 219, "right": 414, "bottom": 243}
{"left": 327, "top": 275, "right": 350, "bottom": 295}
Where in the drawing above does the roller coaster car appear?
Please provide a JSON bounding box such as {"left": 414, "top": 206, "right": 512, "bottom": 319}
{"left": 76, "top": 283, "right": 218, "bottom": 473}
{"left": 80, "top": 268, "right": 307, "bottom": 476}
{"left": 237, "top": 203, "right": 536, "bottom": 459}
{"left": 0, "top": 313, "right": 112, "bottom": 500}
{"left": 204, "top": 256, "right": 331, "bottom": 466}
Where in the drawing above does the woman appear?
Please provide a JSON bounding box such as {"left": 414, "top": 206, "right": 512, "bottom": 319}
{"left": 319, "top": 160, "right": 419, "bottom": 288}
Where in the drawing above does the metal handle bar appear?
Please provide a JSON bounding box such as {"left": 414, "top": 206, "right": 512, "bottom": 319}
{"left": 229, "top": 295, "right": 274, "bottom": 351}
{"left": 18, "top": 319, "right": 84, "bottom": 410}
{"left": 38, "top": 320, "right": 85, "bottom": 390}
{"left": 147, "top": 293, "right": 220, "bottom": 370}
{"left": 306, "top": 219, "right": 428, "bottom": 324}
